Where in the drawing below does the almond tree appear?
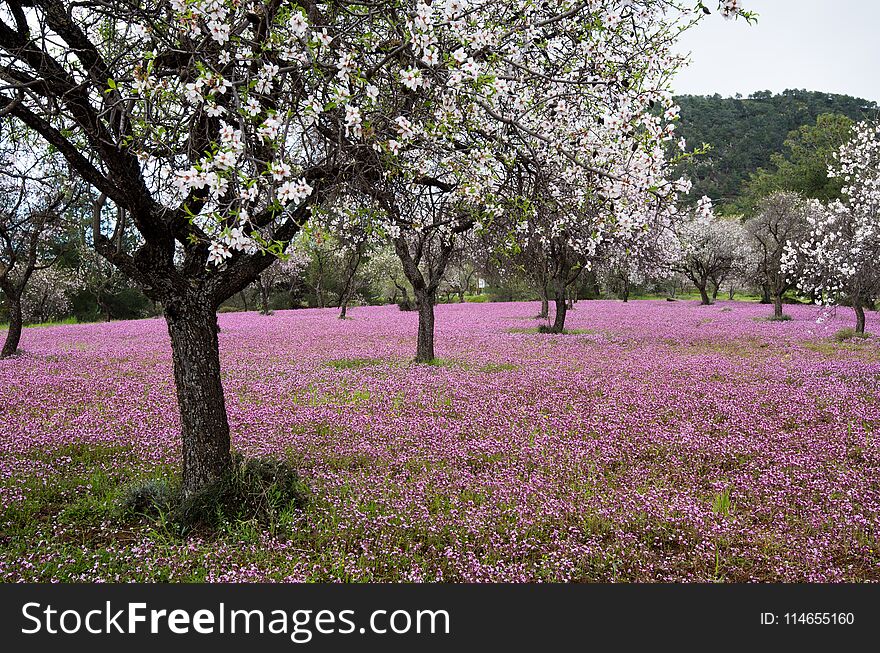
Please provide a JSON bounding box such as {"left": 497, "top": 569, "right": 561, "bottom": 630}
{"left": 744, "top": 191, "right": 812, "bottom": 318}
{"left": 675, "top": 197, "right": 748, "bottom": 305}
{"left": 0, "top": 0, "right": 753, "bottom": 495}
{"left": 0, "top": 132, "right": 71, "bottom": 356}
{"left": 784, "top": 120, "right": 880, "bottom": 333}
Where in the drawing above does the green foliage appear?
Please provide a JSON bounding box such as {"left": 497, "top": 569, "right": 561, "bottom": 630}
{"left": 675, "top": 90, "right": 877, "bottom": 212}
{"left": 737, "top": 113, "right": 854, "bottom": 211}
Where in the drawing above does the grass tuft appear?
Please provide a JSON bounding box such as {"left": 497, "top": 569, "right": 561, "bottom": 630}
{"left": 118, "top": 454, "right": 309, "bottom": 535}
{"left": 834, "top": 328, "right": 870, "bottom": 342}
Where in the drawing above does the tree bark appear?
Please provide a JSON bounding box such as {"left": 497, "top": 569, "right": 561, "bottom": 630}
{"left": 1, "top": 294, "right": 23, "bottom": 358}
{"left": 550, "top": 279, "right": 567, "bottom": 333}
{"left": 711, "top": 282, "right": 720, "bottom": 300}
{"left": 538, "top": 283, "right": 549, "bottom": 318}
{"left": 697, "top": 282, "right": 711, "bottom": 306}
{"left": 622, "top": 278, "right": 629, "bottom": 303}
{"left": 760, "top": 285, "right": 771, "bottom": 305}
{"left": 257, "top": 276, "right": 270, "bottom": 315}
{"left": 414, "top": 288, "right": 436, "bottom": 363}
{"left": 164, "top": 297, "right": 232, "bottom": 498}
{"left": 855, "top": 301, "right": 866, "bottom": 334}
{"left": 772, "top": 293, "right": 783, "bottom": 319}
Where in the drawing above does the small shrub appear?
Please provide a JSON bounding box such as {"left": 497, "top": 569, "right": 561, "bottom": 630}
{"left": 119, "top": 479, "right": 176, "bottom": 517}
{"left": 217, "top": 305, "right": 241, "bottom": 313}
{"left": 464, "top": 294, "right": 489, "bottom": 303}
{"left": 118, "top": 455, "right": 309, "bottom": 535}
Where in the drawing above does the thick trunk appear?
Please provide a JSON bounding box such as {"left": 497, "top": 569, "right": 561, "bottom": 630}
{"left": 697, "top": 282, "right": 711, "bottom": 306}
{"left": 550, "top": 280, "right": 567, "bottom": 333}
{"left": 339, "top": 297, "right": 349, "bottom": 319}
{"left": 855, "top": 301, "right": 866, "bottom": 334}
{"left": 772, "top": 293, "right": 783, "bottom": 318}
{"left": 622, "top": 278, "right": 629, "bottom": 303}
{"left": 239, "top": 290, "right": 249, "bottom": 312}
{"left": 164, "top": 298, "right": 232, "bottom": 498}
{"left": 711, "top": 283, "right": 720, "bottom": 300}
{"left": 415, "top": 288, "right": 436, "bottom": 363}
{"left": 728, "top": 285, "right": 735, "bottom": 301}
{"left": 760, "top": 285, "right": 771, "bottom": 305}
{"left": 1, "top": 295, "right": 23, "bottom": 358}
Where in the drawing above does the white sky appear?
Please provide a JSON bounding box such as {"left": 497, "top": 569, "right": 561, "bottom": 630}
{"left": 673, "top": 0, "right": 880, "bottom": 102}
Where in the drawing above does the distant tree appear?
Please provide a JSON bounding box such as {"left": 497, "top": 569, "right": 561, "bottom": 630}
{"left": 675, "top": 197, "right": 748, "bottom": 305}
{"left": 744, "top": 192, "right": 812, "bottom": 318}
{"left": 0, "top": 133, "right": 71, "bottom": 356}
{"left": 21, "top": 267, "right": 74, "bottom": 325}
{"left": 739, "top": 113, "right": 855, "bottom": 210}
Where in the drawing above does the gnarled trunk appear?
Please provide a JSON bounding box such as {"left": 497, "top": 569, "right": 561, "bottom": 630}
{"left": 414, "top": 288, "right": 436, "bottom": 363}
{"left": 854, "top": 301, "right": 866, "bottom": 334}
{"left": 165, "top": 297, "right": 232, "bottom": 498}
{"left": 1, "top": 294, "right": 23, "bottom": 358}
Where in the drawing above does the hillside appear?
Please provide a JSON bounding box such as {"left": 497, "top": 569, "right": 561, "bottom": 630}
{"left": 674, "top": 90, "right": 878, "bottom": 210}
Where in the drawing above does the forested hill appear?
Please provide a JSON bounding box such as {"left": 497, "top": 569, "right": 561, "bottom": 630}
{"left": 674, "top": 90, "right": 878, "bottom": 210}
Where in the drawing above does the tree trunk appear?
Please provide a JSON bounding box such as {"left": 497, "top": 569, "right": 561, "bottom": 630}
{"left": 854, "top": 301, "right": 866, "bottom": 334}
{"left": 415, "top": 288, "right": 436, "bottom": 363}
{"left": 550, "top": 280, "right": 567, "bottom": 333}
{"left": 164, "top": 297, "right": 232, "bottom": 498}
{"left": 697, "top": 282, "right": 711, "bottom": 306}
{"left": 711, "top": 282, "right": 720, "bottom": 300}
{"left": 1, "top": 294, "right": 23, "bottom": 358}
{"left": 538, "top": 283, "right": 549, "bottom": 318}
{"left": 622, "top": 278, "right": 629, "bottom": 303}
{"left": 258, "top": 277, "right": 270, "bottom": 315}
{"left": 772, "top": 293, "right": 783, "bottom": 319}
{"left": 728, "top": 285, "right": 735, "bottom": 301}
{"left": 760, "top": 285, "right": 771, "bottom": 305}
{"left": 238, "top": 290, "right": 249, "bottom": 312}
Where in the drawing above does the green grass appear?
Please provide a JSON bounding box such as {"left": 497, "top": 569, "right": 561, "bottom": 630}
{"left": 0, "top": 316, "right": 79, "bottom": 331}
{"left": 834, "top": 328, "right": 871, "bottom": 342}
{"left": 326, "top": 357, "right": 387, "bottom": 370}
{"left": 507, "top": 327, "right": 595, "bottom": 335}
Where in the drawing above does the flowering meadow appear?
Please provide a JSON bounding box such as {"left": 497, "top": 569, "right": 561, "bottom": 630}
{"left": 1, "top": 300, "right": 879, "bottom": 582}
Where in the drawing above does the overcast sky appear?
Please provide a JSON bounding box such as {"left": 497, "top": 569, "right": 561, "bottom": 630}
{"left": 672, "top": 0, "right": 880, "bottom": 102}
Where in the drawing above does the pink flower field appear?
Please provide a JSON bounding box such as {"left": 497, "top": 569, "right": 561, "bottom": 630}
{"left": 1, "top": 300, "right": 879, "bottom": 582}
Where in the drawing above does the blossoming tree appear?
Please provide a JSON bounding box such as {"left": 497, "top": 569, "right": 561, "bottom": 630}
{"left": 0, "top": 0, "right": 751, "bottom": 496}
{"left": 744, "top": 191, "right": 812, "bottom": 319}
{"left": 675, "top": 197, "right": 749, "bottom": 305}
{"left": 0, "top": 129, "right": 71, "bottom": 357}
{"left": 784, "top": 120, "right": 880, "bottom": 333}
